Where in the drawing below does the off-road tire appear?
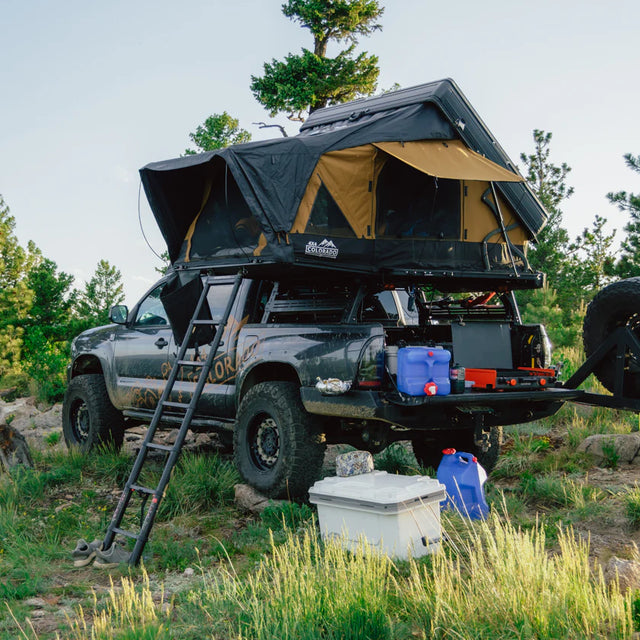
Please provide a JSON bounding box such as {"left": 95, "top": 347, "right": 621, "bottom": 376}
{"left": 62, "top": 375, "right": 124, "bottom": 453}
{"left": 233, "top": 381, "right": 326, "bottom": 498}
{"left": 583, "top": 277, "right": 640, "bottom": 397}
{"left": 412, "top": 426, "right": 502, "bottom": 473}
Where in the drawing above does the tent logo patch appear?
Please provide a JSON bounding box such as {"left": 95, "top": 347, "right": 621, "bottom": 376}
{"left": 305, "top": 239, "right": 339, "bottom": 259}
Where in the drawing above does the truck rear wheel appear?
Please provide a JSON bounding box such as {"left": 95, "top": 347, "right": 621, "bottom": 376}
{"left": 234, "top": 381, "right": 326, "bottom": 498}
{"left": 583, "top": 277, "right": 640, "bottom": 396}
{"left": 62, "top": 374, "right": 124, "bottom": 453}
{"left": 412, "top": 426, "right": 502, "bottom": 473}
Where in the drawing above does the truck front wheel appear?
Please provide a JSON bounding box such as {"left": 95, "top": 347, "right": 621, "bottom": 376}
{"left": 412, "top": 426, "right": 502, "bottom": 473}
{"left": 234, "top": 382, "right": 326, "bottom": 498}
{"left": 62, "top": 375, "right": 124, "bottom": 453}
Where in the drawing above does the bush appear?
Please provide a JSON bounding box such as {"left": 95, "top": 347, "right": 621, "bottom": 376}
{"left": 22, "top": 326, "right": 69, "bottom": 402}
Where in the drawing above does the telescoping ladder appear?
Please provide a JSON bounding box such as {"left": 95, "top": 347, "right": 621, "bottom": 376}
{"left": 102, "top": 272, "right": 244, "bottom": 566}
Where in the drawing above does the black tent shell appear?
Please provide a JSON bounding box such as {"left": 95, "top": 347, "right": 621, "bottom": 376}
{"left": 140, "top": 79, "right": 547, "bottom": 285}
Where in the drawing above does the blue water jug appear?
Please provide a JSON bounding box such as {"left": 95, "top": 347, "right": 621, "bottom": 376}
{"left": 437, "top": 449, "right": 489, "bottom": 519}
{"left": 397, "top": 347, "right": 451, "bottom": 396}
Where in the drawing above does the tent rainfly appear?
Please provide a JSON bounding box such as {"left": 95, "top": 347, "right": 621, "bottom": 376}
{"left": 140, "top": 79, "right": 546, "bottom": 283}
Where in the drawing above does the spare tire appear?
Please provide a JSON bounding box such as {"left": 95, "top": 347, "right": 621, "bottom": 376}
{"left": 583, "top": 277, "right": 640, "bottom": 396}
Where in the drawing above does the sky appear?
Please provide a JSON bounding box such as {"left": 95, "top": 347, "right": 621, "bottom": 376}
{"left": 1, "top": 0, "right": 639, "bottom": 305}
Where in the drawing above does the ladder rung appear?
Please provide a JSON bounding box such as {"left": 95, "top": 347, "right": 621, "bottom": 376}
{"left": 113, "top": 527, "right": 139, "bottom": 540}
{"left": 130, "top": 484, "right": 156, "bottom": 494}
{"left": 145, "top": 442, "right": 174, "bottom": 452}
{"left": 162, "top": 400, "right": 190, "bottom": 409}
{"left": 177, "top": 360, "right": 205, "bottom": 367}
{"left": 192, "top": 319, "right": 216, "bottom": 325}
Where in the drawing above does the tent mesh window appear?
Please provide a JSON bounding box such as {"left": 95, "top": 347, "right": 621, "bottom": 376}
{"left": 187, "top": 170, "right": 261, "bottom": 260}
{"left": 376, "top": 158, "right": 461, "bottom": 240}
{"left": 305, "top": 183, "right": 357, "bottom": 238}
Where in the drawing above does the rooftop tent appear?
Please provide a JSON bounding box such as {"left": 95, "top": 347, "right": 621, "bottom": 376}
{"left": 288, "top": 140, "right": 527, "bottom": 272}
{"left": 139, "top": 79, "right": 548, "bottom": 284}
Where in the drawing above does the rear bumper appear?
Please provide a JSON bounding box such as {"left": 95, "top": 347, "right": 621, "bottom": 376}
{"left": 301, "top": 386, "right": 584, "bottom": 430}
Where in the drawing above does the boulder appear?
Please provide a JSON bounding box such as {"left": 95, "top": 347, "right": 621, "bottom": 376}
{"left": 577, "top": 433, "right": 640, "bottom": 465}
{"left": 0, "top": 397, "right": 39, "bottom": 432}
{"left": 604, "top": 556, "right": 640, "bottom": 592}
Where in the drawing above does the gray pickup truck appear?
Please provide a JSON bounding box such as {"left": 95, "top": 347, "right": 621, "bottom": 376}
{"left": 63, "top": 272, "right": 580, "bottom": 497}
{"left": 64, "top": 79, "right": 592, "bottom": 497}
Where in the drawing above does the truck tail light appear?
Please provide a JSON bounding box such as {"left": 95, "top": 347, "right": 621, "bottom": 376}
{"left": 356, "top": 337, "right": 385, "bottom": 389}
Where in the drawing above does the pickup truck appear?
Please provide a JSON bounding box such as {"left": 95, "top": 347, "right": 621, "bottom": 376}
{"left": 63, "top": 271, "right": 581, "bottom": 497}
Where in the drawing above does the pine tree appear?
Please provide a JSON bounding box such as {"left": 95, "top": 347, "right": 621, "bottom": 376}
{"left": 0, "top": 195, "right": 37, "bottom": 379}
{"left": 608, "top": 153, "right": 640, "bottom": 278}
{"left": 519, "top": 130, "right": 573, "bottom": 281}
{"left": 77, "top": 260, "right": 124, "bottom": 326}
{"left": 251, "top": 0, "right": 383, "bottom": 121}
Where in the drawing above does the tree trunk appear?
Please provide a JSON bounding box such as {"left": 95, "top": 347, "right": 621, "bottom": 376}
{"left": 0, "top": 423, "right": 33, "bottom": 471}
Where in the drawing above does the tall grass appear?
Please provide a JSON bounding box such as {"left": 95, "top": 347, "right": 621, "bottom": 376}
{"left": 406, "top": 513, "right": 632, "bottom": 639}
{"left": 64, "top": 570, "right": 170, "bottom": 640}
{"left": 186, "top": 513, "right": 634, "bottom": 640}
{"left": 195, "top": 528, "right": 397, "bottom": 640}
{"left": 157, "top": 452, "right": 239, "bottom": 519}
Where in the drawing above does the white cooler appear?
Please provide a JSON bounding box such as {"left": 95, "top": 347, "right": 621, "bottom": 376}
{"left": 309, "top": 471, "right": 446, "bottom": 560}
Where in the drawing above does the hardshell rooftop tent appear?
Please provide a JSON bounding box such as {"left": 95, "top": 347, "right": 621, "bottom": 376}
{"left": 140, "top": 79, "right": 547, "bottom": 288}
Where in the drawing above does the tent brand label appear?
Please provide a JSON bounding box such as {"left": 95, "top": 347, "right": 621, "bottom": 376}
{"left": 305, "top": 239, "right": 339, "bottom": 259}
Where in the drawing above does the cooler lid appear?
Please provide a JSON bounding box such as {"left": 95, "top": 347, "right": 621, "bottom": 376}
{"left": 309, "top": 471, "right": 445, "bottom": 513}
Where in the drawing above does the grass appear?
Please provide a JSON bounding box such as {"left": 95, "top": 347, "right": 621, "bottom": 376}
{"left": 624, "top": 485, "right": 640, "bottom": 527}
{"left": 405, "top": 513, "right": 633, "bottom": 639}
{"left": 3, "top": 408, "right": 640, "bottom": 639}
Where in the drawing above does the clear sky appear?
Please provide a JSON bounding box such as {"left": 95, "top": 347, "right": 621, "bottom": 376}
{"left": 2, "top": 0, "right": 639, "bottom": 305}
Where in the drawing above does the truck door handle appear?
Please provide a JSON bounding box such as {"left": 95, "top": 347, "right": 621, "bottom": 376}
{"left": 154, "top": 337, "right": 168, "bottom": 349}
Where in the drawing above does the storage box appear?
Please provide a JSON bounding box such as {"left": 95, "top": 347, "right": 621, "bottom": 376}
{"left": 309, "top": 471, "right": 446, "bottom": 559}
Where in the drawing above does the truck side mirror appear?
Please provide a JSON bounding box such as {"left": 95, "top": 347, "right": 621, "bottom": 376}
{"left": 110, "top": 305, "right": 129, "bottom": 325}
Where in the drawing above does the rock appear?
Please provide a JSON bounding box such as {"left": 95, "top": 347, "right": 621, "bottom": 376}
{"left": 0, "top": 397, "right": 39, "bottom": 431}
{"left": 234, "top": 484, "right": 284, "bottom": 514}
{"left": 55, "top": 501, "right": 76, "bottom": 513}
{"left": 32, "top": 404, "right": 62, "bottom": 431}
{"left": 164, "top": 429, "right": 180, "bottom": 445}
{"left": 604, "top": 556, "right": 640, "bottom": 592}
{"left": 25, "top": 597, "right": 47, "bottom": 607}
{"left": 183, "top": 567, "right": 195, "bottom": 576}
{"left": 577, "top": 433, "right": 640, "bottom": 465}
{"left": 30, "top": 609, "right": 47, "bottom": 619}
{"left": 0, "top": 423, "right": 33, "bottom": 470}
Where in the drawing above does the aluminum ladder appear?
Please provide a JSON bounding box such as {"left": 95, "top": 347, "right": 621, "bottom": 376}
{"left": 102, "top": 272, "right": 243, "bottom": 565}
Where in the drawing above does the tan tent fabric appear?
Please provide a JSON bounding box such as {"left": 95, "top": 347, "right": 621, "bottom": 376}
{"left": 315, "top": 146, "right": 376, "bottom": 238}
{"left": 374, "top": 140, "right": 523, "bottom": 183}
{"left": 293, "top": 146, "right": 386, "bottom": 238}
{"left": 463, "top": 181, "right": 529, "bottom": 243}
{"left": 291, "top": 139, "right": 527, "bottom": 247}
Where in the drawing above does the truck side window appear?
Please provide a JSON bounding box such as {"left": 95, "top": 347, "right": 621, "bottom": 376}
{"left": 134, "top": 284, "right": 169, "bottom": 327}
{"left": 361, "top": 291, "right": 399, "bottom": 322}
{"left": 206, "top": 284, "right": 234, "bottom": 324}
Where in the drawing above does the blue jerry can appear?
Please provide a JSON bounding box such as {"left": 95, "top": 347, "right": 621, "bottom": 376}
{"left": 437, "top": 449, "right": 489, "bottom": 519}
{"left": 397, "top": 346, "right": 451, "bottom": 396}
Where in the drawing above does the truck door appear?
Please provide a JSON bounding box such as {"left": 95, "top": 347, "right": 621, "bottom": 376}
{"left": 112, "top": 281, "right": 172, "bottom": 410}
{"left": 167, "top": 277, "right": 247, "bottom": 419}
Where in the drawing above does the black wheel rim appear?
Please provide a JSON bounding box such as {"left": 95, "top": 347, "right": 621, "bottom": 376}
{"left": 248, "top": 413, "right": 280, "bottom": 471}
{"left": 70, "top": 398, "right": 90, "bottom": 442}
